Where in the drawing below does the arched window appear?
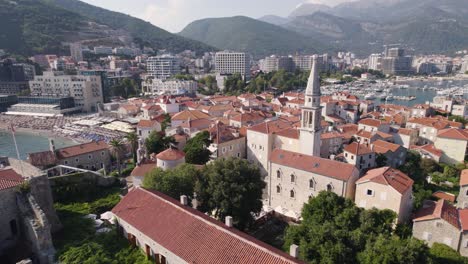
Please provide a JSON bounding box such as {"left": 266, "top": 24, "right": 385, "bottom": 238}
{"left": 290, "top": 174, "right": 295, "bottom": 183}
{"left": 290, "top": 190, "right": 295, "bottom": 198}
{"left": 309, "top": 179, "right": 314, "bottom": 189}
{"left": 327, "top": 184, "right": 333, "bottom": 192}
{"left": 276, "top": 185, "right": 281, "bottom": 194}
{"left": 276, "top": 170, "right": 281, "bottom": 179}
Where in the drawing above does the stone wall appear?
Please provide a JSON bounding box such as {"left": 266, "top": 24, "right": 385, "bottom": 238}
{"left": 29, "top": 175, "right": 61, "bottom": 232}
{"left": 0, "top": 188, "right": 20, "bottom": 255}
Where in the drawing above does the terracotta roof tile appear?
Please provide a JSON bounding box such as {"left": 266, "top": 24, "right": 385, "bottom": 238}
{"left": 437, "top": 128, "right": 468, "bottom": 141}
{"left": 112, "top": 188, "right": 303, "bottom": 264}
{"left": 357, "top": 167, "right": 413, "bottom": 194}
{"left": 156, "top": 148, "right": 185, "bottom": 161}
{"left": 0, "top": 169, "right": 24, "bottom": 190}
{"left": 344, "top": 142, "right": 374, "bottom": 155}
{"left": 248, "top": 120, "right": 293, "bottom": 135}
{"left": 359, "top": 118, "right": 386, "bottom": 127}
{"left": 270, "top": 149, "right": 357, "bottom": 181}
{"left": 56, "top": 141, "right": 109, "bottom": 159}
{"left": 172, "top": 110, "right": 211, "bottom": 121}
{"left": 137, "top": 119, "right": 159, "bottom": 128}
{"left": 460, "top": 169, "right": 468, "bottom": 186}
{"left": 274, "top": 128, "right": 299, "bottom": 139}
{"left": 131, "top": 162, "right": 156, "bottom": 177}
{"left": 432, "top": 191, "right": 456, "bottom": 203}
{"left": 372, "top": 140, "right": 401, "bottom": 154}
{"left": 459, "top": 209, "right": 468, "bottom": 231}
{"left": 413, "top": 199, "right": 460, "bottom": 229}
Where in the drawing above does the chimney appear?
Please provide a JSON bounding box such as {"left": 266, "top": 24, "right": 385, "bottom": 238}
{"left": 225, "top": 216, "right": 233, "bottom": 227}
{"left": 289, "top": 244, "right": 299, "bottom": 258}
{"left": 180, "top": 195, "right": 188, "bottom": 206}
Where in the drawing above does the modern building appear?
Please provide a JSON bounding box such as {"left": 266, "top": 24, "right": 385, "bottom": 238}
{"left": 0, "top": 94, "right": 18, "bottom": 112}
{"left": 0, "top": 60, "right": 30, "bottom": 95}
{"left": 368, "top": 54, "right": 382, "bottom": 71}
{"left": 69, "top": 43, "right": 83, "bottom": 62}
{"left": 381, "top": 47, "right": 413, "bottom": 75}
{"left": 7, "top": 96, "right": 81, "bottom": 116}
{"left": 260, "top": 55, "right": 294, "bottom": 73}
{"left": 215, "top": 51, "right": 250, "bottom": 80}
{"left": 147, "top": 55, "right": 180, "bottom": 80}
{"left": 29, "top": 71, "right": 103, "bottom": 112}
{"left": 93, "top": 46, "right": 113, "bottom": 55}
{"left": 142, "top": 77, "right": 197, "bottom": 95}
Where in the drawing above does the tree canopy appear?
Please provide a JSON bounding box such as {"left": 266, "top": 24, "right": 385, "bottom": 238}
{"left": 195, "top": 157, "right": 265, "bottom": 230}
{"left": 283, "top": 191, "right": 430, "bottom": 264}
{"left": 142, "top": 164, "right": 199, "bottom": 201}
{"left": 183, "top": 131, "right": 212, "bottom": 165}
{"left": 145, "top": 131, "right": 175, "bottom": 155}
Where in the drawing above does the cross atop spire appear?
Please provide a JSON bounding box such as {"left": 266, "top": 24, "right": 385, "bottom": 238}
{"left": 305, "top": 55, "right": 320, "bottom": 97}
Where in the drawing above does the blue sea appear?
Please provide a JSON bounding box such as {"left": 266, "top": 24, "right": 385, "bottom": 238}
{"left": 0, "top": 131, "right": 76, "bottom": 160}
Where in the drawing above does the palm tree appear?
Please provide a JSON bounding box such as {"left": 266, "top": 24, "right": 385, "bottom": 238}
{"left": 109, "top": 139, "right": 124, "bottom": 176}
{"left": 125, "top": 132, "right": 139, "bottom": 164}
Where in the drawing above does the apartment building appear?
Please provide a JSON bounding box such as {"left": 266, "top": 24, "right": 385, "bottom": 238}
{"left": 147, "top": 55, "right": 180, "bottom": 80}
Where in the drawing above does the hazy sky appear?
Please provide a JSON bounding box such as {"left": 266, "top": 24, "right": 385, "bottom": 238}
{"left": 82, "top": 0, "right": 354, "bottom": 33}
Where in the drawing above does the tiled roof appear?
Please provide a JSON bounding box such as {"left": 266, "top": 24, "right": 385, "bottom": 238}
{"left": 459, "top": 209, "right": 468, "bottom": 231}
{"left": 413, "top": 199, "right": 460, "bottom": 229}
{"left": 112, "top": 188, "right": 302, "bottom": 264}
{"left": 437, "top": 128, "right": 468, "bottom": 141}
{"left": 410, "top": 144, "right": 442, "bottom": 157}
{"left": 375, "top": 131, "right": 393, "bottom": 139}
{"left": 56, "top": 141, "right": 109, "bottom": 159}
{"left": 156, "top": 148, "right": 185, "bottom": 161}
{"left": 274, "top": 128, "right": 299, "bottom": 139}
{"left": 270, "top": 149, "right": 357, "bottom": 181}
{"left": 359, "top": 118, "right": 385, "bottom": 127}
{"left": 209, "top": 122, "right": 237, "bottom": 144}
{"left": 372, "top": 140, "right": 401, "bottom": 154}
{"left": 432, "top": 191, "right": 456, "bottom": 203}
{"left": 398, "top": 128, "right": 416, "bottom": 136}
{"left": 357, "top": 167, "right": 413, "bottom": 194}
{"left": 248, "top": 120, "right": 293, "bottom": 135}
{"left": 344, "top": 142, "right": 374, "bottom": 155}
{"left": 130, "top": 162, "right": 156, "bottom": 177}
{"left": 321, "top": 131, "right": 343, "bottom": 140}
{"left": 460, "top": 169, "right": 468, "bottom": 186}
{"left": 172, "top": 110, "right": 211, "bottom": 121}
{"left": 0, "top": 169, "right": 24, "bottom": 191}
{"left": 356, "top": 129, "right": 373, "bottom": 139}
{"left": 137, "top": 119, "right": 159, "bottom": 128}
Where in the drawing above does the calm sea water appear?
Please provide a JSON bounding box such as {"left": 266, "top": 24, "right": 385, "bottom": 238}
{"left": 0, "top": 131, "right": 76, "bottom": 160}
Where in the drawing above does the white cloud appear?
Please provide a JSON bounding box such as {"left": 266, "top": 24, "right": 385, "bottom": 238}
{"left": 141, "top": 0, "right": 202, "bottom": 33}
{"left": 305, "top": 0, "right": 355, "bottom": 7}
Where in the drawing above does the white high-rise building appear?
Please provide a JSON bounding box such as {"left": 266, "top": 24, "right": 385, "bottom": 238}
{"left": 147, "top": 55, "right": 180, "bottom": 80}
{"left": 299, "top": 55, "right": 322, "bottom": 157}
{"left": 142, "top": 78, "right": 197, "bottom": 95}
{"left": 215, "top": 51, "right": 250, "bottom": 80}
{"left": 70, "top": 43, "right": 83, "bottom": 62}
{"left": 29, "top": 72, "right": 103, "bottom": 112}
{"left": 368, "top": 54, "right": 382, "bottom": 71}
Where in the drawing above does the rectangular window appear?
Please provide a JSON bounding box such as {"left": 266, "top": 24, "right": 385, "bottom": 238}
{"left": 423, "top": 232, "right": 432, "bottom": 241}
{"left": 366, "top": 189, "right": 374, "bottom": 196}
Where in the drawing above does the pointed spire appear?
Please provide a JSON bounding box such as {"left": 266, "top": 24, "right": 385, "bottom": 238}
{"left": 305, "top": 55, "right": 320, "bottom": 97}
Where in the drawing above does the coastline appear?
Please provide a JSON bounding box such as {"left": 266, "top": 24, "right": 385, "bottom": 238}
{"left": 0, "top": 126, "right": 82, "bottom": 145}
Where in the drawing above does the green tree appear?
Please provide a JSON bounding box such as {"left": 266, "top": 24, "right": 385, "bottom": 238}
{"left": 145, "top": 131, "right": 175, "bottom": 155}
{"left": 125, "top": 132, "right": 139, "bottom": 164}
{"left": 429, "top": 243, "right": 468, "bottom": 264}
{"left": 195, "top": 158, "right": 265, "bottom": 230}
{"left": 109, "top": 139, "right": 124, "bottom": 176}
{"left": 183, "top": 131, "right": 212, "bottom": 165}
{"left": 376, "top": 154, "right": 388, "bottom": 167}
{"left": 59, "top": 242, "right": 112, "bottom": 264}
{"left": 161, "top": 113, "right": 171, "bottom": 131}
{"left": 111, "top": 78, "right": 139, "bottom": 99}
{"left": 142, "top": 164, "right": 198, "bottom": 201}
{"left": 357, "top": 235, "right": 430, "bottom": 264}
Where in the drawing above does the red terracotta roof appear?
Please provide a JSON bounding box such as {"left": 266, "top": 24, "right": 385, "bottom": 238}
{"left": 248, "top": 120, "right": 293, "bottom": 135}
{"left": 459, "top": 209, "right": 468, "bottom": 231}
{"left": 112, "top": 188, "right": 302, "bottom": 264}
{"left": 130, "top": 162, "right": 157, "bottom": 177}
{"left": 432, "top": 191, "right": 456, "bottom": 203}
{"left": 344, "top": 142, "right": 374, "bottom": 155}
{"left": 359, "top": 118, "right": 385, "bottom": 127}
{"left": 437, "top": 128, "right": 468, "bottom": 141}
{"left": 460, "top": 169, "right": 468, "bottom": 186}
{"left": 375, "top": 131, "right": 393, "bottom": 139}
{"left": 398, "top": 128, "right": 416, "bottom": 136}
{"left": 56, "top": 141, "right": 109, "bottom": 159}
{"left": 413, "top": 199, "right": 460, "bottom": 229}
{"left": 0, "top": 169, "right": 24, "bottom": 190}
{"left": 321, "top": 131, "right": 343, "bottom": 140}
{"left": 270, "top": 149, "right": 357, "bottom": 181}
{"left": 172, "top": 110, "right": 211, "bottom": 121}
{"left": 137, "top": 119, "right": 159, "bottom": 128}
{"left": 372, "top": 140, "right": 401, "bottom": 154}
{"left": 410, "top": 144, "right": 442, "bottom": 158}
{"left": 357, "top": 167, "right": 413, "bottom": 194}
{"left": 28, "top": 150, "right": 58, "bottom": 168}
{"left": 156, "top": 148, "right": 185, "bottom": 161}
{"left": 275, "top": 128, "right": 300, "bottom": 139}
